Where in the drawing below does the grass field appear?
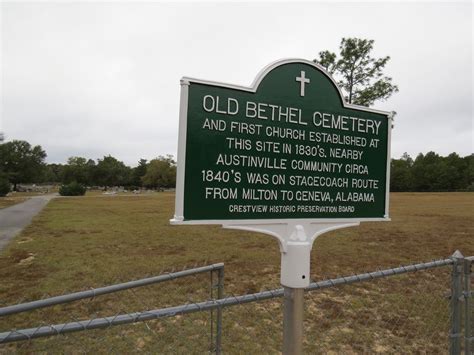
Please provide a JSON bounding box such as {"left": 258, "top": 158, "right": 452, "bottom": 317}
{"left": 0, "top": 192, "right": 473, "bottom": 353}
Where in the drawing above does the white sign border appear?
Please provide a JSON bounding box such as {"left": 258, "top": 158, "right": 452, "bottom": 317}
{"left": 171, "top": 58, "right": 393, "bottom": 226}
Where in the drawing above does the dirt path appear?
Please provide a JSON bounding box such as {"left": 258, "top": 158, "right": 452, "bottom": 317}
{"left": 0, "top": 194, "right": 56, "bottom": 252}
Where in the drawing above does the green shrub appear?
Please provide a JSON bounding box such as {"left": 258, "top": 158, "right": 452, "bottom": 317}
{"left": 59, "top": 182, "right": 86, "bottom": 196}
{"left": 0, "top": 176, "right": 10, "bottom": 197}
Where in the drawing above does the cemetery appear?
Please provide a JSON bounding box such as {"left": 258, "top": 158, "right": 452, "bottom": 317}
{"left": 0, "top": 2, "right": 472, "bottom": 353}
{"left": 0, "top": 56, "right": 472, "bottom": 354}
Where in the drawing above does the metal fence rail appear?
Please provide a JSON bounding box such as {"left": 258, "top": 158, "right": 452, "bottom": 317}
{"left": 0, "top": 257, "right": 458, "bottom": 345}
{"left": 307, "top": 257, "right": 453, "bottom": 291}
{"left": 0, "top": 263, "right": 224, "bottom": 318}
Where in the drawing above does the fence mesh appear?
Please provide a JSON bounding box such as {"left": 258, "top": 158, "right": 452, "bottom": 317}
{"left": 220, "top": 291, "right": 283, "bottom": 353}
{"left": 0, "top": 259, "right": 466, "bottom": 354}
{"left": 304, "top": 267, "right": 451, "bottom": 353}
{"left": 217, "top": 265, "right": 451, "bottom": 354}
{"left": 0, "top": 265, "right": 220, "bottom": 354}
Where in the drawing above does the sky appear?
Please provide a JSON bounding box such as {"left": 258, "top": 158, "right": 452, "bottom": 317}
{"left": 1, "top": 1, "right": 472, "bottom": 166}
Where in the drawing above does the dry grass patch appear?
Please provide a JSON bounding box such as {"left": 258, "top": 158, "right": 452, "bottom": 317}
{"left": 0, "top": 197, "right": 28, "bottom": 209}
{"left": 0, "top": 192, "right": 472, "bottom": 353}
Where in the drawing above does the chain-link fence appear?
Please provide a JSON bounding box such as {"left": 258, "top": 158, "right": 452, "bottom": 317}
{"left": 0, "top": 254, "right": 472, "bottom": 354}
{"left": 0, "top": 263, "right": 224, "bottom": 353}
{"left": 217, "top": 258, "right": 455, "bottom": 353}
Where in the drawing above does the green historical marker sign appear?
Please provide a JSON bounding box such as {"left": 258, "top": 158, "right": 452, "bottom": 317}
{"left": 172, "top": 60, "right": 394, "bottom": 349}
{"left": 172, "top": 59, "right": 392, "bottom": 224}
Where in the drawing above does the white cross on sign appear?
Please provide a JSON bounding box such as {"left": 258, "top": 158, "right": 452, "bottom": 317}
{"left": 295, "top": 71, "right": 310, "bottom": 97}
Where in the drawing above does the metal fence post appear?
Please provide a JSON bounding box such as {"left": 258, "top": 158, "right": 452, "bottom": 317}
{"left": 283, "top": 287, "right": 304, "bottom": 355}
{"left": 210, "top": 266, "right": 224, "bottom": 355}
{"left": 464, "top": 257, "right": 473, "bottom": 354}
{"left": 450, "top": 250, "right": 464, "bottom": 355}
{"left": 216, "top": 265, "right": 224, "bottom": 355}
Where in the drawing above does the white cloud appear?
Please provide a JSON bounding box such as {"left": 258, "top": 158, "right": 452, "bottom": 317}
{"left": 1, "top": 2, "right": 472, "bottom": 165}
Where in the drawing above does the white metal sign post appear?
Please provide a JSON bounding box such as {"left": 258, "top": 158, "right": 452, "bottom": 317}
{"left": 171, "top": 59, "right": 393, "bottom": 353}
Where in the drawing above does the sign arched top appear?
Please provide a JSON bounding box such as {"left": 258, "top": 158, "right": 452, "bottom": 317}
{"left": 183, "top": 59, "right": 391, "bottom": 116}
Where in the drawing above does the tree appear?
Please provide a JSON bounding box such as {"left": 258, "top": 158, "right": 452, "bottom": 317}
{"left": 41, "top": 163, "right": 64, "bottom": 184}
{"left": 444, "top": 153, "right": 469, "bottom": 190}
{"left": 0, "top": 172, "right": 10, "bottom": 196}
{"left": 390, "top": 153, "right": 414, "bottom": 191}
{"left": 94, "top": 155, "right": 131, "bottom": 188}
{"left": 466, "top": 154, "right": 474, "bottom": 191}
{"left": 411, "top": 152, "right": 447, "bottom": 191}
{"left": 85, "top": 159, "right": 97, "bottom": 186}
{"left": 131, "top": 159, "right": 148, "bottom": 187}
{"left": 142, "top": 155, "right": 176, "bottom": 189}
{"left": 61, "top": 157, "right": 89, "bottom": 185}
{"left": 314, "top": 38, "right": 399, "bottom": 106}
{"left": 60, "top": 157, "right": 97, "bottom": 186}
{"left": 0, "top": 140, "right": 46, "bottom": 191}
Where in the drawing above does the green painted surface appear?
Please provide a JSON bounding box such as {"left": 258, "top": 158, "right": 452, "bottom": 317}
{"left": 182, "top": 62, "right": 390, "bottom": 220}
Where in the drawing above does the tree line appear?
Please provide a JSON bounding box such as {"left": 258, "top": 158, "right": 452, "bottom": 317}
{"left": 0, "top": 140, "right": 176, "bottom": 192}
{"left": 45, "top": 155, "right": 176, "bottom": 190}
{"left": 391, "top": 152, "right": 473, "bottom": 192}
{"left": 0, "top": 139, "right": 472, "bottom": 194}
